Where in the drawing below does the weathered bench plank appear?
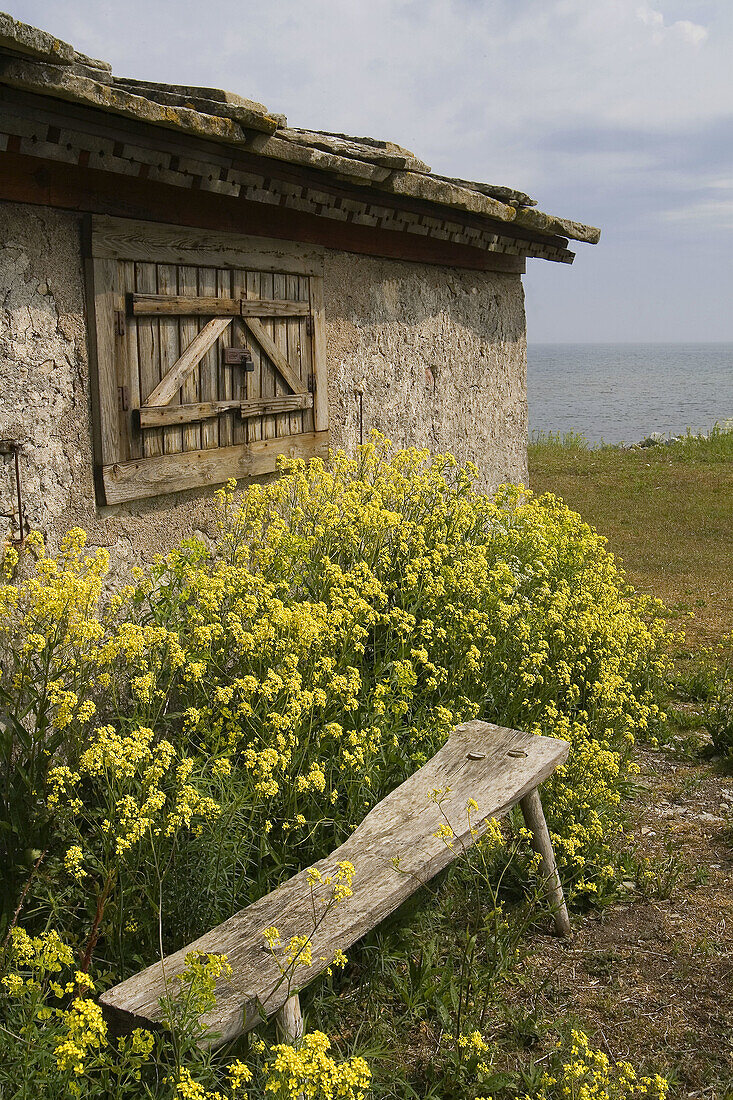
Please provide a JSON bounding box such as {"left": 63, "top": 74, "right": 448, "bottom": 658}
{"left": 100, "top": 721, "right": 568, "bottom": 1044}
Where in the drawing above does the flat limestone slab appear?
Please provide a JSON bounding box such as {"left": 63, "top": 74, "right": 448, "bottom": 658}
{"left": 280, "top": 128, "right": 431, "bottom": 173}
{"left": 111, "top": 78, "right": 284, "bottom": 132}
{"left": 0, "top": 57, "right": 248, "bottom": 146}
{"left": 513, "top": 206, "right": 601, "bottom": 245}
{"left": 100, "top": 721, "right": 568, "bottom": 1045}
{"left": 0, "top": 12, "right": 75, "bottom": 65}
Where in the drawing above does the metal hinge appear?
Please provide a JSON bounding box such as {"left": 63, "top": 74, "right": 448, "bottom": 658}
{"left": 117, "top": 386, "right": 129, "bottom": 412}
{"left": 114, "top": 309, "right": 126, "bottom": 337}
{"left": 305, "top": 316, "right": 314, "bottom": 336}
{"left": 307, "top": 372, "right": 315, "bottom": 393}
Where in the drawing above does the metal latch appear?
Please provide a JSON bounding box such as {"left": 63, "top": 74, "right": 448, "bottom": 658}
{"left": 114, "top": 310, "right": 125, "bottom": 336}
{"left": 223, "top": 347, "right": 254, "bottom": 371}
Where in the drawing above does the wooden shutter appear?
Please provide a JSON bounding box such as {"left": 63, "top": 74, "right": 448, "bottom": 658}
{"left": 85, "top": 216, "right": 328, "bottom": 505}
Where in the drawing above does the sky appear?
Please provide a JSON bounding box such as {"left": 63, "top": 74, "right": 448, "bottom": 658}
{"left": 9, "top": 0, "right": 733, "bottom": 342}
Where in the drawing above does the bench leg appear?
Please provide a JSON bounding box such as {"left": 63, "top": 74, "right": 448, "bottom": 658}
{"left": 519, "top": 786, "right": 572, "bottom": 938}
{"left": 275, "top": 992, "right": 304, "bottom": 1045}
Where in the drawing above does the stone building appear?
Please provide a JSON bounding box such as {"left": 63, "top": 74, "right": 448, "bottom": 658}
{"left": 0, "top": 13, "right": 599, "bottom": 565}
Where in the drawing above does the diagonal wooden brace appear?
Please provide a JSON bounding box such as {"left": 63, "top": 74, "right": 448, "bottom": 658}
{"left": 242, "top": 317, "right": 307, "bottom": 395}
{"left": 142, "top": 317, "right": 232, "bottom": 407}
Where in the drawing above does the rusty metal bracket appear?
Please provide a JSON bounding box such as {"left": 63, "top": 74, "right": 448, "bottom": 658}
{"left": 354, "top": 379, "right": 366, "bottom": 447}
{"left": 0, "top": 439, "right": 25, "bottom": 544}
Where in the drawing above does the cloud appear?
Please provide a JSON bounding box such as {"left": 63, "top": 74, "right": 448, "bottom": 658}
{"left": 6, "top": 0, "right": 733, "bottom": 338}
{"left": 637, "top": 5, "right": 665, "bottom": 28}
{"left": 636, "top": 5, "right": 708, "bottom": 45}
{"left": 660, "top": 198, "right": 733, "bottom": 229}
{"left": 673, "top": 19, "right": 709, "bottom": 45}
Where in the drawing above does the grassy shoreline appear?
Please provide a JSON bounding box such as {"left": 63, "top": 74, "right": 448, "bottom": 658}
{"left": 528, "top": 424, "right": 733, "bottom": 647}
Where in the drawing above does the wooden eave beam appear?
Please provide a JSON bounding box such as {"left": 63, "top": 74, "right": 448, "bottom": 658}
{"left": 0, "top": 86, "right": 570, "bottom": 257}
{"left": 0, "top": 150, "right": 530, "bottom": 273}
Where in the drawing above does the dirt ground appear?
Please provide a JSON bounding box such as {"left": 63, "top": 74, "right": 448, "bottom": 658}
{"left": 510, "top": 739, "right": 733, "bottom": 1097}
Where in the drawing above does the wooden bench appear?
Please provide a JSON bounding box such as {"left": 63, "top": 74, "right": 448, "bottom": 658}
{"left": 100, "top": 721, "right": 570, "bottom": 1046}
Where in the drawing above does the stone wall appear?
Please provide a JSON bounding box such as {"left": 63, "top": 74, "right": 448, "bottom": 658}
{"left": 0, "top": 202, "right": 220, "bottom": 576}
{"left": 0, "top": 200, "right": 527, "bottom": 571}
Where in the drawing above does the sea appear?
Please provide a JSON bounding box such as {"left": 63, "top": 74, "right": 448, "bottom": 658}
{"left": 527, "top": 343, "right": 733, "bottom": 445}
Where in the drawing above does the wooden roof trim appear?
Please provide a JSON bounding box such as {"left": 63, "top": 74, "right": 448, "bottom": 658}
{"left": 0, "top": 151, "right": 534, "bottom": 273}
{"left": 0, "top": 87, "right": 574, "bottom": 255}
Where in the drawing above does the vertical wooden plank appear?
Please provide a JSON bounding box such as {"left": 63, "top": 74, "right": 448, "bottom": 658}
{"left": 198, "top": 266, "right": 219, "bottom": 450}
{"left": 217, "top": 268, "right": 234, "bottom": 449}
{"left": 245, "top": 270, "right": 262, "bottom": 445}
{"left": 285, "top": 273, "right": 304, "bottom": 439}
{"left": 260, "top": 271, "right": 276, "bottom": 443}
{"left": 135, "top": 262, "right": 163, "bottom": 458}
{"left": 272, "top": 271, "right": 289, "bottom": 440}
{"left": 120, "top": 261, "right": 142, "bottom": 461}
{"left": 309, "top": 275, "right": 329, "bottom": 433}
{"left": 157, "top": 264, "right": 183, "bottom": 455}
{"left": 229, "top": 268, "right": 248, "bottom": 446}
{"left": 111, "top": 273, "right": 132, "bottom": 464}
{"left": 86, "top": 257, "right": 121, "bottom": 468}
{"left": 299, "top": 275, "right": 315, "bottom": 437}
{"left": 178, "top": 265, "right": 202, "bottom": 453}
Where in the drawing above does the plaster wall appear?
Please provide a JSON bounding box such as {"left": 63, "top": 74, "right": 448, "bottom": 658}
{"left": 324, "top": 251, "right": 527, "bottom": 488}
{"left": 0, "top": 201, "right": 527, "bottom": 571}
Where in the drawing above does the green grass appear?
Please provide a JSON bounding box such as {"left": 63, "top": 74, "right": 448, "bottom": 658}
{"left": 528, "top": 424, "right": 733, "bottom": 647}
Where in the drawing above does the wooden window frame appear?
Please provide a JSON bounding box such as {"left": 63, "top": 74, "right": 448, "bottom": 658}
{"left": 84, "top": 215, "right": 329, "bottom": 506}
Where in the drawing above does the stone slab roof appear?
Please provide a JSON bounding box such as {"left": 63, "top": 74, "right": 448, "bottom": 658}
{"left": 0, "top": 12, "right": 600, "bottom": 246}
